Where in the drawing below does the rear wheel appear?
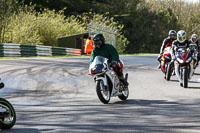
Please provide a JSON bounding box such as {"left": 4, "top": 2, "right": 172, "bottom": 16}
{"left": 0, "top": 98, "right": 16, "bottom": 130}
{"left": 96, "top": 80, "right": 110, "bottom": 104}
{"left": 118, "top": 87, "right": 129, "bottom": 100}
{"left": 183, "top": 68, "right": 188, "bottom": 88}
{"left": 118, "top": 73, "right": 129, "bottom": 100}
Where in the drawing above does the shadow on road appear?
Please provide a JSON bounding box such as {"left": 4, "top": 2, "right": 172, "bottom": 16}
{"left": 169, "top": 79, "right": 179, "bottom": 82}
{"left": 189, "top": 81, "right": 200, "bottom": 84}
{"left": 193, "top": 73, "right": 200, "bottom": 75}
{"left": 188, "top": 86, "right": 200, "bottom": 89}
{"left": 1, "top": 128, "right": 39, "bottom": 133}
{"left": 113, "top": 99, "right": 178, "bottom": 105}
{"left": 12, "top": 98, "right": 200, "bottom": 133}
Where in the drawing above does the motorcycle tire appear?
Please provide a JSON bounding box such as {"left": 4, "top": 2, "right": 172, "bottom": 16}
{"left": 166, "top": 63, "right": 173, "bottom": 81}
{"left": 183, "top": 68, "right": 188, "bottom": 88}
{"left": 118, "top": 73, "right": 129, "bottom": 100}
{"left": 118, "top": 87, "right": 129, "bottom": 100}
{"left": 96, "top": 80, "right": 110, "bottom": 104}
{"left": 0, "top": 98, "right": 16, "bottom": 130}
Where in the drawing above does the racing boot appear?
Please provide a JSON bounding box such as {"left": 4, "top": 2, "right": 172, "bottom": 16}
{"left": 193, "top": 58, "right": 198, "bottom": 69}
{"left": 157, "top": 64, "right": 161, "bottom": 69}
{"left": 197, "top": 56, "right": 199, "bottom": 66}
{"left": 119, "top": 75, "right": 129, "bottom": 86}
{"left": 157, "top": 56, "right": 161, "bottom": 69}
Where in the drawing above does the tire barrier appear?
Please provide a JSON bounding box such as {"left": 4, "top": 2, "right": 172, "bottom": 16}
{"left": 0, "top": 43, "right": 81, "bottom": 57}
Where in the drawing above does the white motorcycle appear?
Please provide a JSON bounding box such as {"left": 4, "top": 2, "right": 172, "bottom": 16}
{"left": 174, "top": 46, "right": 196, "bottom": 88}
{"left": 89, "top": 56, "right": 129, "bottom": 104}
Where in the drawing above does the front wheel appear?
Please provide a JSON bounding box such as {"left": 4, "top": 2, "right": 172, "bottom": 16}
{"left": 0, "top": 98, "right": 16, "bottom": 130}
{"left": 96, "top": 80, "right": 110, "bottom": 104}
{"left": 166, "top": 63, "right": 173, "bottom": 81}
{"left": 183, "top": 68, "right": 188, "bottom": 88}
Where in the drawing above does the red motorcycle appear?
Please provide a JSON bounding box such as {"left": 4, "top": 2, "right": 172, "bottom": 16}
{"left": 160, "top": 46, "right": 174, "bottom": 80}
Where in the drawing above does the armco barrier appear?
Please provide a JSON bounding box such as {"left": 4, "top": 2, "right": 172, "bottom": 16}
{"left": 52, "top": 47, "right": 66, "bottom": 56}
{"left": 20, "top": 44, "right": 37, "bottom": 56}
{"left": 0, "top": 43, "right": 81, "bottom": 57}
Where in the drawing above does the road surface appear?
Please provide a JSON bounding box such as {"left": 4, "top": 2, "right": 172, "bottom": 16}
{"left": 0, "top": 55, "right": 200, "bottom": 133}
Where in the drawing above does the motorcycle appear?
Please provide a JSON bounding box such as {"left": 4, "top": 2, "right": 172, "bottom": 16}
{"left": 0, "top": 80, "right": 16, "bottom": 130}
{"left": 174, "top": 47, "right": 195, "bottom": 88}
{"left": 160, "top": 46, "right": 174, "bottom": 81}
{"left": 89, "top": 56, "right": 129, "bottom": 104}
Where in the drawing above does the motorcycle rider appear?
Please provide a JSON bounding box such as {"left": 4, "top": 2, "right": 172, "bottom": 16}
{"left": 157, "top": 30, "right": 176, "bottom": 68}
{"left": 189, "top": 34, "right": 200, "bottom": 66}
{"left": 172, "top": 30, "right": 190, "bottom": 61}
{"left": 89, "top": 33, "right": 129, "bottom": 86}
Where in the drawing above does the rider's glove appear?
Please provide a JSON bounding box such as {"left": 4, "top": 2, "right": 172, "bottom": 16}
{"left": 111, "top": 61, "right": 118, "bottom": 67}
{"left": 157, "top": 53, "right": 162, "bottom": 61}
{"left": 111, "top": 61, "right": 121, "bottom": 71}
{"left": 174, "top": 47, "right": 178, "bottom": 52}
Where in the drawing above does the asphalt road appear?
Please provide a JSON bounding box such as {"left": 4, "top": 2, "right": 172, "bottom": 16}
{"left": 0, "top": 55, "right": 200, "bottom": 133}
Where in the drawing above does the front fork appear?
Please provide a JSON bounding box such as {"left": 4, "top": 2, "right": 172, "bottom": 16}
{"left": 95, "top": 75, "right": 108, "bottom": 88}
{"left": 175, "top": 62, "right": 192, "bottom": 83}
{"left": 175, "top": 62, "right": 182, "bottom": 83}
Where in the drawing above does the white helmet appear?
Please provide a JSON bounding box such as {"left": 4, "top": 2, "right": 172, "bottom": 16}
{"left": 177, "top": 30, "right": 186, "bottom": 43}
{"left": 191, "top": 34, "right": 198, "bottom": 43}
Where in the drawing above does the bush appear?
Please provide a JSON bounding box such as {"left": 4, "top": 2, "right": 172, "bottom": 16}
{"left": 5, "top": 4, "right": 86, "bottom": 46}
{"left": 4, "top": 4, "right": 128, "bottom": 54}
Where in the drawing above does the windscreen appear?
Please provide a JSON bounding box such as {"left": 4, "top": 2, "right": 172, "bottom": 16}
{"left": 93, "top": 56, "right": 105, "bottom": 65}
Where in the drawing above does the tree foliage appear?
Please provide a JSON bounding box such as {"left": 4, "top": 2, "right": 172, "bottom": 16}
{"left": 1, "top": 0, "right": 200, "bottom": 53}
{"left": 0, "top": 0, "right": 21, "bottom": 42}
{"left": 4, "top": 4, "right": 86, "bottom": 45}
{"left": 3, "top": 3, "right": 128, "bottom": 49}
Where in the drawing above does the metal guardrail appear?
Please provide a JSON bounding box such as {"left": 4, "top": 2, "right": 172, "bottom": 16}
{"left": 0, "top": 43, "right": 81, "bottom": 57}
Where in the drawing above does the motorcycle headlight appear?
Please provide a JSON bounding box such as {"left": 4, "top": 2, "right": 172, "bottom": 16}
{"left": 177, "top": 58, "right": 184, "bottom": 64}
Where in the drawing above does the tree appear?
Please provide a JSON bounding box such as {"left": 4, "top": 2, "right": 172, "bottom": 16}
{"left": 0, "top": 0, "right": 20, "bottom": 43}
{"left": 19, "top": 0, "right": 106, "bottom": 16}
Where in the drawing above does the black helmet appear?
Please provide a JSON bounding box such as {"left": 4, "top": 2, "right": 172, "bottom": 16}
{"left": 93, "top": 33, "right": 105, "bottom": 48}
{"left": 169, "top": 30, "right": 176, "bottom": 36}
